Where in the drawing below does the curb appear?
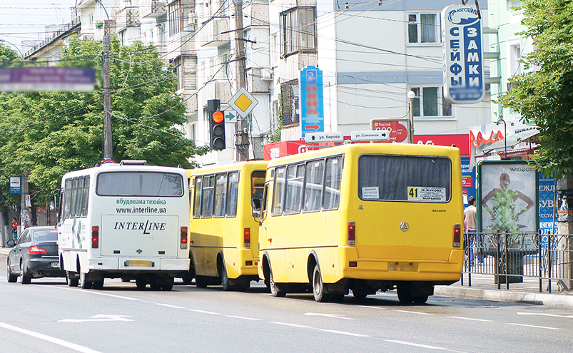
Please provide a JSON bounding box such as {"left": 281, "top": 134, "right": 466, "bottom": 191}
{"left": 435, "top": 285, "right": 573, "bottom": 308}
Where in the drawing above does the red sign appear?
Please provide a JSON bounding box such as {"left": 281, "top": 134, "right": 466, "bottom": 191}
{"left": 414, "top": 134, "right": 469, "bottom": 156}
{"left": 462, "top": 176, "right": 473, "bottom": 188}
{"left": 371, "top": 120, "right": 408, "bottom": 143}
{"left": 264, "top": 141, "right": 308, "bottom": 160}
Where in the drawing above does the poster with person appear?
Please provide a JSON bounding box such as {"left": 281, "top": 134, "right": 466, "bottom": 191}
{"left": 478, "top": 160, "right": 537, "bottom": 252}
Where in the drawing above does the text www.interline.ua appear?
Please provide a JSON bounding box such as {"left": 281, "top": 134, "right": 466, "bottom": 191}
{"left": 116, "top": 207, "right": 167, "bottom": 214}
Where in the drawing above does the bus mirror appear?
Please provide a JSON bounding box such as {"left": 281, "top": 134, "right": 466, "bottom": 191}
{"left": 49, "top": 195, "right": 57, "bottom": 211}
{"left": 252, "top": 198, "right": 261, "bottom": 211}
{"left": 251, "top": 198, "right": 262, "bottom": 219}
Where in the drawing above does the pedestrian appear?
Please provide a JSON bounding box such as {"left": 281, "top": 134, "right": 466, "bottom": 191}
{"left": 464, "top": 196, "right": 482, "bottom": 265}
{"left": 10, "top": 217, "right": 17, "bottom": 243}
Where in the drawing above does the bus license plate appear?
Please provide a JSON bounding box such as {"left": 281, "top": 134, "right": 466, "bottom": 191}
{"left": 124, "top": 260, "right": 154, "bottom": 267}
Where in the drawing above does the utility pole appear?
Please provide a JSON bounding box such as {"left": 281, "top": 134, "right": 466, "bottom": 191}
{"left": 234, "top": 0, "right": 249, "bottom": 161}
{"left": 102, "top": 20, "right": 113, "bottom": 160}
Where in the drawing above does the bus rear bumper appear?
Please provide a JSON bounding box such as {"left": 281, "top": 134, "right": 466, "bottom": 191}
{"left": 88, "top": 257, "right": 190, "bottom": 272}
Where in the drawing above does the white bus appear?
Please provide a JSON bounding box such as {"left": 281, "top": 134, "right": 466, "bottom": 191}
{"left": 57, "top": 161, "right": 190, "bottom": 290}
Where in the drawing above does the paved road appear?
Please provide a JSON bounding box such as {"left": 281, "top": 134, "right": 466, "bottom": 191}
{"left": 1, "top": 266, "right": 573, "bottom": 353}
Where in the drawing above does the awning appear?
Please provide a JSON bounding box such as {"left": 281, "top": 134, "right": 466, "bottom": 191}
{"left": 483, "top": 128, "right": 539, "bottom": 153}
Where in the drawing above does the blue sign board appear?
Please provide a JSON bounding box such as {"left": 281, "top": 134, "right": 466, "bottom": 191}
{"left": 441, "top": 5, "right": 484, "bottom": 104}
{"left": 538, "top": 173, "right": 557, "bottom": 235}
{"left": 461, "top": 157, "right": 476, "bottom": 206}
{"left": 300, "top": 66, "right": 324, "bottom": 137}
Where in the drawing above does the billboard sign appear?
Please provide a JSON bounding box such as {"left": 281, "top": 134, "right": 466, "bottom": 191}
{"left": 0, "top": 67, "right": 95, "bottom": 92}
{"left": 300, "top": 66, "right": 324, "bottom": 137}
{"left": 370, "top": 119, "right": 409, "bottom": 143}
{"left": 441, "top": 5, "right": 484, "bottom": 104}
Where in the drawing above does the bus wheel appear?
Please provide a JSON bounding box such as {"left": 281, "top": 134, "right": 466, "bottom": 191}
{"left": 312, "top": 264, "right": 329, "bottom": 302}
{"left": 67, "top": 271, "right": 79, "bottom": 287}
{"left": 195, "top": 275, "right": 208, "bottom": 288}
{"left": 136, "top": 277, "right": 147, "bottom": 290}
{"left": 331, "top": 294, "right": 345, "bottom": 303}
{"left": 352, "top": 290, "right": 368, "bottom": 300}
{"left": 92, "top": 280, "right": 104, "bottom": 290}
{"left": 269, "top": 268, "right": 286, "bottom": 297}
{"left": 413, "top": 295, "right": 428, "bottom": 304}
{"left": 397, "top": 283, "right": 413, "bottom": 304}
{"left": 221, "top": 264, "right": 231, "bottom": 291}
{"left": 80, "top": 271, "right": 92, "bottom": 289}
{"left": 161, "top": 285, "right": 173, "bottom": 291}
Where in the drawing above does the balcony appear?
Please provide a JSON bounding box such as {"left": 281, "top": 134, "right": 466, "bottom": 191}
{"left": 142, "top": 0, "right": 167, "bottom": 18}
{"left": 199, "top": 17, "right": 230, "bottom": 48}
{"left": 118, "top": 6, "right": 141, "bottom": 30}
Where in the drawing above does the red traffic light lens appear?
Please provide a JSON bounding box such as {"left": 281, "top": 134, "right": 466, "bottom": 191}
{"left": 212, "top": 111, "right": 224, "bottom": 124}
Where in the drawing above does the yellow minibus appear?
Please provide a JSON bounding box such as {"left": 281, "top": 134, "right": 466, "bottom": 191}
{"left": 188, "top": 161, "right": 267, "bottom": 290}
{"left": 257, "top": 143, "right": 463, "bottom": 303}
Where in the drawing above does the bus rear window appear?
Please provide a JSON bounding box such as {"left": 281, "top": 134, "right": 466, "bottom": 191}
{"left": 358, "top": 155, "right": 451, "bottom": 202}
{"left": 97, "top": 172, "right": 184, "bottom": 197}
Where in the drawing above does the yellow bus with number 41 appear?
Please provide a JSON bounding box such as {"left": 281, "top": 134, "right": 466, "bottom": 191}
{"left": 256, "top": 143, "right": 463, "bottom": 304}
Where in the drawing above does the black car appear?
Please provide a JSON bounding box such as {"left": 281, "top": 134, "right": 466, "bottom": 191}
{"left": 6, "top": 226, "right": 65, "bottom": 283}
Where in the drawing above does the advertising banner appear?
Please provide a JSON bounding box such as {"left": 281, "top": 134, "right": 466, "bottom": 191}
{"left": 478, "top": 161, "right": 537, "bottom": 252}
{"left": 300, "top": 66, "right": 324, "bottom": 137}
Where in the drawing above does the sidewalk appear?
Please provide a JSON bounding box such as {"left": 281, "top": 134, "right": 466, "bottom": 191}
{"left": 2, "top": 246, "right": 572, "bottom": 307}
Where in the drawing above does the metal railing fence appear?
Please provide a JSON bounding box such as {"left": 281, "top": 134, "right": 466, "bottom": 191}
{"left": 462, "top": 231, "right": 573, "bottom": 293}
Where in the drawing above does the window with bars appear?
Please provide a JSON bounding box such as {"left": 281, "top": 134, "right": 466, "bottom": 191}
{"left": 408, "top": 13, "right": 440, "bottom": 44}
{"left": 280, "top": 7, "right": 317, "bottom": 57}
{"left": 280, "top": 79, "right": 299, "bottom": 126}
{"left": 410, "top": 87, "right": 452, "bottom": 118}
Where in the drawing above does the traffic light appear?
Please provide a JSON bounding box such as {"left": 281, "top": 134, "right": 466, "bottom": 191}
{"left": 207, "top": 99, "right": 226, "bottom": 151}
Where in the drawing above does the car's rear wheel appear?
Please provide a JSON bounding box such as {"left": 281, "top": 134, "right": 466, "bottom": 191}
{"left": 7, "top": 261, "right": 17, "bottom": 283}
{"left": 20, "top": 261, "right": 31, "bottom": 284}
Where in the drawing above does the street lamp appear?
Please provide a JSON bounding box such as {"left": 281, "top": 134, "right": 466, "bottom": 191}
{"left": 407, "top": 90, "right": 416, "bottom": 143}
{"left": 496, "top": 116, "right": 514, "bottom": 158}
{"left": 0, "top": 39, "right": 23, "bottom": 57}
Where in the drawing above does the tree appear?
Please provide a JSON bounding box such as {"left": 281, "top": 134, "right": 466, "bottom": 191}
{"left": 0, "top": 36, "right": 206, "bottom": 207}
{"left": 497, "top": 0, "right": 573, "bottom": 179}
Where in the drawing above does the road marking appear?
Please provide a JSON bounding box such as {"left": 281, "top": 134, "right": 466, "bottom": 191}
{"left": 189, "top": 309, "right": 221, "bottom": 315}
{"left": 384, "top": 339, "right": 448, "bottom": 350}
{"left": 225, "top": 315, "right": 261, "bottom": 321}
{"left": 394, "top": 310, "right": 432, "bottom": 315}
{"left": 0, "top": 321, "right": 102, "bottom": 353}
{"left": 156, "top": 303, "right": 186, "bottom": 309}
{"left": 319, "top": 329, "right": 369, "bottom": 337}
{"left": 449, "top": 316, "right": 492, "bottom": 322}
{"left": 507, "top": 323, "right": 559, "bottom": 330}
{"left": 358, "top": 305, "right": 386, "bottom": 310}
{"left": 517, "top": 312, "right": 573, "bottom": 319}
{"left": 52, "top": 286, "right": 142, "bottom": 301}
{"left": 271, "top": 322, "right": 368, "bottom": 338}
{"left": 303, "top": 313, "right": 354, "bottom": 320}
{"left": 271, "top": 322, "right": 313, "bottom": 329}
{"left": 58, "top": 315, "right": 134, "bottom": 323}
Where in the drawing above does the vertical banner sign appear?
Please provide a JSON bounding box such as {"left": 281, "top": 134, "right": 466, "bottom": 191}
{"left": 441, "top": 5, "right": 484, "bottom": 104}
{"left": 300, "top": 66, "right": 324, "bottom": 137}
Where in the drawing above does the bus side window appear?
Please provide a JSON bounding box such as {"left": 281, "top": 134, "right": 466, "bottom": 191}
{"left": 193, "top": 177, "right": 203, "bottom": 218}
{"left": 226, "top": 172, "right": 239, "bottom": 217}
{"left": 261, "top": 183, "right": 269, "bottom": 220}
{"left": 214, "top": 173, "right": 227, "bottom": 217}
{"left": 323, "top": 156, "right": 343, "bottom": 210}
{"left": 303, "top": 160, "right": 325, "bottom": 212}
{"left": 271, "top": 167, "right": 286, "bottom": 216}
{"left": 201, "top": 175, "right": 215, "bottom": 218}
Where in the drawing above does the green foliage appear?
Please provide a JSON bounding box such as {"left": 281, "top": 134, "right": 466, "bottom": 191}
{"left": 0, "top": 43, "right": 22, "bottom": 68}
{"left": 0, "top": 36, "right": 205, "bottom": 205}
{"left": 498, "top": 0, "right": 573, "bottom": 179}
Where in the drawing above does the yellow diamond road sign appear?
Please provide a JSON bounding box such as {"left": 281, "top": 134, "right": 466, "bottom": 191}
{"left": 228, "top": 87, "right": 258, "bottom": 118}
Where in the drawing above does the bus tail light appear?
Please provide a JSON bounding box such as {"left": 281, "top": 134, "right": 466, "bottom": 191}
{"left": 92, "top": 226, "right": 99, "bottom": 249}
{"left": 244, "top": 227, "right": 251, "bottom": 247}
{"left": 453, "top": 224, "right": 461, "bottom": 248}
{"left": 347, "top": 221, "right": 355, "bottom": 245}
{"left": 181, "top": 227, "right": 188, "bottom": 249}
{"left": 28, "top": 246, "right": 47, "bottom": 255}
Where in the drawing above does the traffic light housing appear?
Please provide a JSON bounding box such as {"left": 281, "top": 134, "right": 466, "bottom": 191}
{"left": 207, "top": 99, "right": 226, "bottom": 151}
